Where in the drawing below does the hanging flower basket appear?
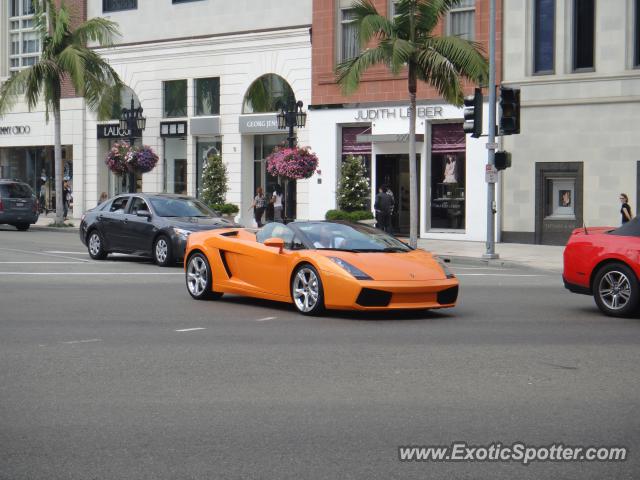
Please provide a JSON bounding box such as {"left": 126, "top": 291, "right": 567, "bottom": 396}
{"left": 105, "top": 143, "right": 159, "bottom": 175}
{"left": 125, "top": 145, "right": 159, "bottom": 174}
{"left": 104, "top": 142, "right": 131, "bottom": 176}
{"left": 266, "top": 146, "right": 319, "bottom": 180}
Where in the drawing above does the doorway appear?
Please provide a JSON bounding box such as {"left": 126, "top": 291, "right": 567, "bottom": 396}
{"left": 253, "top": 134, "right": 287, "bottom": 196}
{"left": 376, "top": 154, "right": 420, "bottom": 235}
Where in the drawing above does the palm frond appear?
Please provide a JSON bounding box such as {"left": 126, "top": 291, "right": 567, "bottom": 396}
{"left": 415, "top": 0, "right": 464, "bottom": 33}
{"left": 57, "top": 45, "right": 86, "bottom": 94}
{"left": 72, "top": 17, "right": 121, "bottom": 47}
{"left": 414, "top": 47, "right": 465, "bottom": 105}
{"left": 336, "top": 46, "right": 392, "bottom": 94}
{"left": 350, "top": 0, "right": 394, "bottom": 46}
{"left": 51, "top": 3, "right": 71, "bottom": 48}
{"left": 0, "top": 70, "right": 34, "bottom": 116}
{"left": 421, "top": 35, "right": 489, "bottom": 85}
{"left": 32, "top": 0, "right": 52, "bottom": 38}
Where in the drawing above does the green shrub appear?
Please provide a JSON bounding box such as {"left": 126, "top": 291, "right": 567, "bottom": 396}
{"left": 200, "top": 153, "right": 228, "bottom": 208}
{"left": 325, "top": 209, "right": 373, "bottom": 222}
{"left": 212, "top": 203, "right": 239, "bottom": 215}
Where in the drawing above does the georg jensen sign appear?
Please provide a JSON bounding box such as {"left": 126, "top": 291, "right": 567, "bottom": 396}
{"left": 0, "top": 125, "right": 31, "bottom": 135}
{"left": 239, "top": 114, "right": 280, "bottom": 134}
{"left": 354, "top": 106, "right": 444, "bottom": 121}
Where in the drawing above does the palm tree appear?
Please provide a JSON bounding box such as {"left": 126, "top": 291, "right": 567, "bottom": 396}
{"left": 336, "top": 0, "right": 488, "bottom": 248}
{"left": 0, "top": 0, "right": 123, "bottom": 224}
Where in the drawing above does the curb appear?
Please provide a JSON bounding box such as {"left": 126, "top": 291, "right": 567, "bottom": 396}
{"left": 31, "top": 224, "right": 80, "bottom": 234}
{"left": 433, "top": 253, "right": 562, "bottom": 273}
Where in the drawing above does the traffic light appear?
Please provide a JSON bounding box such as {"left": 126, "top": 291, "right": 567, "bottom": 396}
{"left": 463, "top": 87, "right": 483, "bottom": 138}
{"left": 494, "top": 151, "right": 512, "bottom": 171}
{"left": 499, "top": 87, "right": 521, "bottom": 135}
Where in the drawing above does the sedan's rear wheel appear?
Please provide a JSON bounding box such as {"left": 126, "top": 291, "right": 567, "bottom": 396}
{"left": 186, "top": 253, "right": 223, "bottom": 300}
{"left": 154, "top": 235, "right": 173, "bottom": 267}
{"left": 291, "top": 264, "right": 325, "bottom": 315}
{"left": 593, "top": 263, "right": 639, "bottom": 317}
{"left": 15, "top": 223, "right": 29, "bottom": 231}
{"left": 87, "top": 230, "right": 107, "bottom": 260}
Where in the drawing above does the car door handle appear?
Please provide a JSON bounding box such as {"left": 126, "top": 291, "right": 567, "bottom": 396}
{"left": 98, "top": 214, "right": 103, "bottom": 220}
{"left": 123, "top": 218, "right": 128, "bottom": 224}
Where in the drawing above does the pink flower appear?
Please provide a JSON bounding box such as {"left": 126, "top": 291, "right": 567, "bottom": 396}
{"left": 266, "top": 146, "right": 319, "bottom": 180}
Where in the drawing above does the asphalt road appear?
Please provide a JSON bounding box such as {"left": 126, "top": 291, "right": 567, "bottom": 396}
{"left": 0, "top": 226, "right": 638, "bottom": 480}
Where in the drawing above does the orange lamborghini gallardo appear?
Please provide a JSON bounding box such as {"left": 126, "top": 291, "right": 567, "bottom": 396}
{"left": 184, "top": 221, "right": 459, "bottom": 315}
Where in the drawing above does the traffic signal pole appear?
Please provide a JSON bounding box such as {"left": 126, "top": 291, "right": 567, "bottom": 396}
{"left": 484, "top": 0, "right": 499, "bottom": 259}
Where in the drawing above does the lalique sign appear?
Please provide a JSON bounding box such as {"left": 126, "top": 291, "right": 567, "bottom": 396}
{"left": 0, "top": 125, "right": 31, "bottom": 135}
{"left": 354, "top": 106, "right": 444, "bottom": 121}
{"left": 97, "top": 124, "right": 140, "bottom": 139}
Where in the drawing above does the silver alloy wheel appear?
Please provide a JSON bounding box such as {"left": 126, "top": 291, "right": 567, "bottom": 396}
{"left": 155, "top": 238, "right": 168, "bottom": 264}
{"left": 187, "top": 255, "right": 208, "bottom": 297}
{"left": 89, "top": 233, "right": 101, "bottom": 256}
{"left": 293, "top": 267, "right": 319, "bottom": 313}
{"left": 598, "top": 270, "right": 632, "bottom": 311}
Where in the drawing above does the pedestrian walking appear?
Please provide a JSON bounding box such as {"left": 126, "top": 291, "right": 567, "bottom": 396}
{"left": 620, "top": 193, "right": 633, "bottom": 224}
{"left": 272, "top": 184, "right": 284, "bottom": 223}
{"left": 62, "top": 180, "right": 72, "bottom": 220}
{"left": 98, "top": 192, "right": 108, "bottom": 206}
{"left": 374, "top": 185, "right": 394, "bottom": 233}
{"left": 250, "top": 186, "right": 267, "bottom": 227}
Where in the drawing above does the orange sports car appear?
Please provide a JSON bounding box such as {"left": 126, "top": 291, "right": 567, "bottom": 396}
{"left": 183, "top": 221, "right": 459, "bottom": 315}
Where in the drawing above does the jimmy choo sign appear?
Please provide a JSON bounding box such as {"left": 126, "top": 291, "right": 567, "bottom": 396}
{"left": 354, "top": 106, "right": 444, "bottom": 121}
{"left": 0, "top": 125, "right": 31, "bottom": 135}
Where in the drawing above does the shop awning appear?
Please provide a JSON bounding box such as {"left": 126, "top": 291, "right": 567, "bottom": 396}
{"left": 431, "top": 123, "right": 466, "bottom": 153}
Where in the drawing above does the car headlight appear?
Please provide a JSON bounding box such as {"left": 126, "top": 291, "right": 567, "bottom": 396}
{"left": 329, "top": 257, "right": 372, "bottom": 280}
{"left": 436, "top": 257, "right": 456, "bottom": 279}
{"left": 173, "top": 227, "right": 193, "bottom": 239}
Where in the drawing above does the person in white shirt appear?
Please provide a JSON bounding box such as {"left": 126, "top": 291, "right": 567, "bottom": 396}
{"left": 272, "top": 184, "right": 284, "bottom": 223}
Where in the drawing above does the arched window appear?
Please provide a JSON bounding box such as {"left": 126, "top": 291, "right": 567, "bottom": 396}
{"left": 242, "top": 74, "right": 295, "bottom": 114}
{"left": 110, "top": 85, "right": 141, "bottom": 120}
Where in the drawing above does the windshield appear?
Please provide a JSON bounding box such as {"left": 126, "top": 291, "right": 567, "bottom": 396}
{"left": 296, "top": 222, "right": 411, "bottom": 252}
{"left": 0, "top": 183, "right": 33, "bottom": 199}
{"left": 148, "top": 197, "right": 217, "bottom": 218}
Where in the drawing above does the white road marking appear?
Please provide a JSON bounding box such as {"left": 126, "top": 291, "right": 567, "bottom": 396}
{"left": 44, "top": 251, "right": 88, "bottom": 255}
{"left": 256, "top": 316, "right": 277, "bottom": 322}
{"left": 0, "top": 272, "right": 182, "bottom": 275}
{"left": 456, "top": 273, "right": 550, "bottom": 277}
{"left": 449, "top": 266, "right": 509, "bottom": 271}
{"left": 0, "top": 247, "right": 90, "bottom": 263}
{"left": 62, "top": 339, "right": 102, "bottom": 344}
{"left": 175, "top": 328, "right": 206, "bottom": 332}
{"left": 0, "top": 261, "right": 87, "bottom": 264}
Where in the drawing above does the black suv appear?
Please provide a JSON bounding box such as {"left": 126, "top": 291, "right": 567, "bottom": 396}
{"left": 0, "top": 179, "right": 39, "bottom": 231}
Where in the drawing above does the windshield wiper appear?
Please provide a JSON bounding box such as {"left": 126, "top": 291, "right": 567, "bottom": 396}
{"left": 315, "top": 247, "right": 354, "bottom": 252}
{"left": 350, "top": 247, "right": 408, "bottom": 253}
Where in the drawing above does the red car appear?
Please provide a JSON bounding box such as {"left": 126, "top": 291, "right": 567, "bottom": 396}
{"left": 563, "top": 219, "right": 640, "bottom": 316}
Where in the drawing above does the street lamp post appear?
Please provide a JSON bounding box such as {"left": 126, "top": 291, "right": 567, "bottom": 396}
{"left": 119, "top": 97, "right": 146, "bottom": 193}
{"left": 277, "top": 100, "right": 307, "bottom": 220}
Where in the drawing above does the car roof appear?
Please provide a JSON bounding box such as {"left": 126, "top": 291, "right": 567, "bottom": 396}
{"left": 113, "top": 193, "right": 195, "bottom": 200}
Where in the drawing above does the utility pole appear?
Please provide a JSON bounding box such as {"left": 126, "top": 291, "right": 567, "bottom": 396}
{"left": 484, "top": 0, "right": 499, "bottom": 259}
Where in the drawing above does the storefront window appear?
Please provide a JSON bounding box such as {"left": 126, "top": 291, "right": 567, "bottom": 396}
{"left": 163, "top": 80, "right": 187, "bottom": 118}
{"left": 430, "top": 123, "right": 466, "bottom": 230}
{"left": 194, "top": 77, "right": 220, "bottom": 116}
{"left": 195, "top": 137, "right": 222, "bottom": 198}
{"left": 341, "top": 126, "right": 372, "bottom": 209}
{"left": 164, "top": 138, "right": 187, "bottom": 194}
{"left": 253, "top": 134, "right": 287, "bottom": 195}
{"left": 545, "top": 178, "right": 576, "bottom": 219}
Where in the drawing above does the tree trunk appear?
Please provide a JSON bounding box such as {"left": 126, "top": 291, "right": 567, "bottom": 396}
{"left": 408, "top": 65, "right": 418, "bottom": 249}
{"left": 54, "top": 107, "right": 63, "bottom": 224}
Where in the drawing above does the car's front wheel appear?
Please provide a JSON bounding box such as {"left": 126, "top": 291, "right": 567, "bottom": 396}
{"left": 291, "top": 264, "right": 325, "bottom": 315}
{"left": 593, "top": 263, "right": 639, "bottom": 317}
{"left": 186, "top": 252, "right": 223, "bottom": 300}
{"left": 154, "top": 235, "right": 173, "bottom": 267}
{"left": 87, "top": 230, "right": 108, "bottom": 260}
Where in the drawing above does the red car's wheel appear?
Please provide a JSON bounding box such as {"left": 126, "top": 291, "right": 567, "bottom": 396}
{"left": 593, "top": 263, "right": 639, "bottom": 317}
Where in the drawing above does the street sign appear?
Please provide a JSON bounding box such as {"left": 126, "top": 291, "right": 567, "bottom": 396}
{"left": 485, "top": 142, "right": 499, "bottom": 150}
{"left": 485, "top": 164, "right": 499, "bottom": 183}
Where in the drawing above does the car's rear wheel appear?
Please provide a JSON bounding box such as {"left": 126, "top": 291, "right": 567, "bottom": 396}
{"left": 87, "top": 230, "right": 108, "bottom": 260}
{"left": 154, "top": 235, "right": 173, "bottom": 267}
{"left": 291, "top": 264, "right": 325, "bottom": 315}
{"left": 15, "top": 223, "right": 29, "bottom": 231}
{"left": 593, "top": 263, "right": 639, "bottom": 317}
{"left": 186, "top": 252, "right": 223, "bottom": 300}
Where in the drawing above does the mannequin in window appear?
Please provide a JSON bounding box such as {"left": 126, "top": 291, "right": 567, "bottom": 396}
{"left": 443, "top": 154, "right": 458, "bottom": 184}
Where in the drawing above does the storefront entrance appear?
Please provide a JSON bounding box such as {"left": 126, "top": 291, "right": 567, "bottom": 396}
{"left": 253, "top": 134, "right": 287, "bottom": 197}
{"left": 376, "top": 154, "right": 420, "bottom": 235}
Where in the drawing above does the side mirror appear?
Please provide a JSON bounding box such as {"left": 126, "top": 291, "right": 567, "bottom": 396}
{"left": 264, "top": 237, "right": 285, "bottom": 252}
{"left": 136, "top": 209, "right": 152, "bottom": 219}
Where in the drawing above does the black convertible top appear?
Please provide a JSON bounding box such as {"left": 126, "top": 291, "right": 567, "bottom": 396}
{"left": 609, "top": 217, "right": 640, "bottom": 237}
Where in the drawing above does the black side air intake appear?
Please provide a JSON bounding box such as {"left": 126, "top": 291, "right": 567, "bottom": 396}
{"left": 356, "top": 288, "right": 392, "bottom": 307}
{"left": 219, "top": 250, "right": 232, "bottom": 278}
{"left": 437, "top": 286, "right": 458, "bottom": 305}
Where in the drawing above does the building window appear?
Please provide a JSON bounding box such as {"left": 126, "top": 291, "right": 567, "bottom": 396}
{"left": 172, "top": 0, "right": 204, "bottom": 3}
{"left": 545, "top": 178, "right": 576, "bottom": 219}
{"left": 533, "top": 0, "right": 555, "bottom": 73}
{"left": 389, "top": 0, "right": 400, "bottom": 17}
{"left": 448, "top": 0, "right": 475, "bottom": 40}
{"left": 194, "top": 77, "right": 220, "bottom": 116}
{"left": 163, "top": 80, "right": 187, "bottom": 118}
{"left": 573, "top": 0, "right": 595, "bottom": 71}
{"left": 242, "top": 74, "right": 295, "bottom": 114}
{"left": 8, "top": 0, "right": 40, "bottom": 75}
{"left": 340, "top": 8, "right": 359, "bottom": 62}
{"left": 196, "top": 138, "right": 222, "bottom": 198}
{"left": 103, "top": 0, "right": 137, "bottom": 12}
{"left": 635, "top": 0, "right": 640, "bottom": 67}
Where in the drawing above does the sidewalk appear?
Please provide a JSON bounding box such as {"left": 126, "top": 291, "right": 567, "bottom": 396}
{"left": 419, "top": 238, "right": 564, "bottom": 272}
{"left": 33, "top": 212, "right": 79, "bottom": 231}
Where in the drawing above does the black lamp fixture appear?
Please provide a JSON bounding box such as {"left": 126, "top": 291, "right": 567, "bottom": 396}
{"left": 119, "top": 96, "right": 146, "bottom": 193}
{"left": 277, "top": 100, "right": 306, "bottom": 148}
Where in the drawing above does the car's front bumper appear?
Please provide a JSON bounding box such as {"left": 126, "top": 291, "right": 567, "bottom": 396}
{"left": 321, "top": 270, "right": 460, "bottom": 311}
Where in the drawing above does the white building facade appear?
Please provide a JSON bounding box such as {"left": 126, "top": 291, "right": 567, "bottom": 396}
{"left": 501, "top": 0, "right": 640, "bottom": 244}
{"left": 1, "top": 0, "right": 312, "bottom": 224}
